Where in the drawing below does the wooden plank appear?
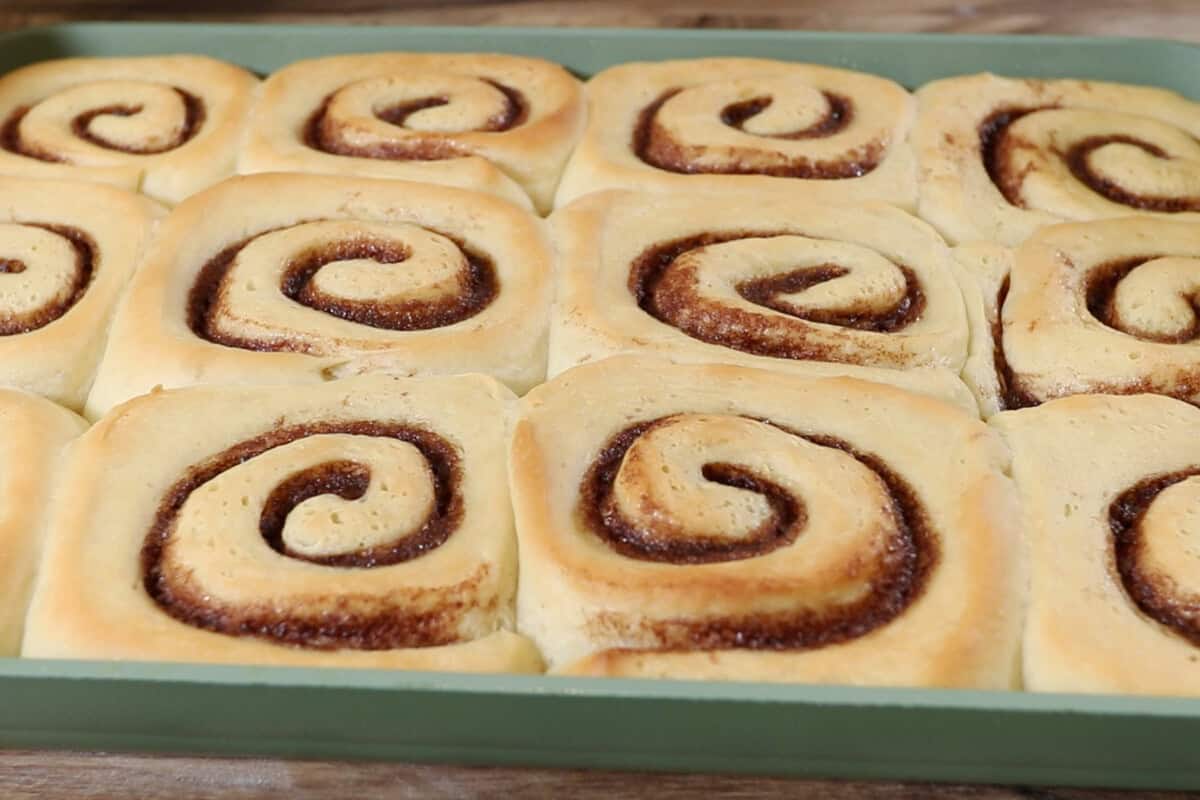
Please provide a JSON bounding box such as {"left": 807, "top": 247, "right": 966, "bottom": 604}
{"left": 0, "top": 0, "right": 1197, "bottom": 40}
{"left": 3, "top": 750, "right": 1193, "bottom": 799}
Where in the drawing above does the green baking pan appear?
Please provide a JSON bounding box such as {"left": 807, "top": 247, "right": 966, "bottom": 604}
{"left": 1, "top": 23, "right": 1200, "bottom": 790}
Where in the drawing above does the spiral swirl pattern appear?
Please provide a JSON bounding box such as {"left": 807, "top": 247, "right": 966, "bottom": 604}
{"left": 514, "top": 357, "right": 1023, "bottom": 685}
{"left": 0, "top": 82, "right": 203, "bottom": 162}
{"left": 0, "top": 177, "right": 159, "bottom": 411}
{"left": 982, "top": 108, "right": 1200, "bottom": 216}
{"left": 628, "top": 231, "right": 929, "bottom": 366}
{"left": 305, "top": 75, "right": 527, "bottom": 161}
{"left": 188, "top": 219, "right": 497, "bottom": 355}
{"left": 240, "top": 53, "right": 585, "bottom": 213}
{"left": 85, "top": 173, "right": 554, "bottom": 418}
{"left": 555, "top": 59, "right": 917, "bottom": 209}
{"left": 0, "top": 223, "right": 94, "bottom": 335}
{"left": 23, "top": 373, "right": 539, "bottom": 671}
{"left": 634, "top": 81, "right": 875, "bottom": 178}
{"left": 916, "top": 74, "right": 1200, "bottom": 245}
{"left": 1000, "top": 217, "right": 1200, "bottom": 406}
{"left": 574, "top": 413, "right": 935, "bottom": 651}
{"left": 142, "top": 420, "right": 466, "bottom": 649}
{"left": 1086, "top": 255, "right": 1200, "bottom": 344}
{"left": 0, "top": 56, "right": 257, "bottom": 203}
{"left": 549, "top": 192, "right": 970, "bottom": 398}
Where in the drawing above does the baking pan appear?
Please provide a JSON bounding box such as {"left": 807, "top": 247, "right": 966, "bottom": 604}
{"left": 1, "top": 22, "right": 1199, "bottom": 790}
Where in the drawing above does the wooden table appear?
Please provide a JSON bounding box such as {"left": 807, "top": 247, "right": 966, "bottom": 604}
{"left": 0, "top": 0, "right": 1198, "bottom": 40}
{"left": 1, "top": 2, "right": 1198, "bottom": 798}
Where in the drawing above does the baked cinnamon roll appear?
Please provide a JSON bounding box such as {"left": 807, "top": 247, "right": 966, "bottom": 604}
{"left": 0, "top": 390, "right": 85, "bottom": 655}
{"left": 0, "top": 56, "right": 257, "bottom": 204}
{"left": 957, "top": 218, "right": 1200, "bottom": 412}
{"left": 23, "top": 374, "right": 540, "bottom": 671}
{"left": 915, "top": 74, "right": 1200, "bottom": 245}
{"left": 996, "top": 393, "right": 1200, "bottom": 695}
{"left": 550, "top": 190, "right": 975, "bottom": 412}
{"left": 240, "top": 52, "right": 584, "bottom": 214}
{"left": 86, "top": 173, "right": 553, "bottom": 418}
{"left": 556, "top": 58, "right": 917, "bottom": 209}
{"left": 511, "top": 356, "right": 1023, "bottom": 686}
{"left": 0, "top": 177, "right": 161, "bottom": 410}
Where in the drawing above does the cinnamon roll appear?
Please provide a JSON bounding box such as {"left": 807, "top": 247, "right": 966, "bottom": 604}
{"left": 915, "top": 73, "right": 1200, "bottom": 245}
{"left": 239, "top": 53, "right": 584, "bottom": 214}
{"left": 511, "top": 356, "right": 1023, "bottom": 686}
{"left": 555, "top": 58, "right": 916, "bottom": 209}
{"left": 965, "top": 218, "right": 1200, "bottom": 409}
{"left": 23, "top": 374, "right": 540, "bottom": 671}
{"left": 0, "top": 390, "right": 85, "bottom": 655}
{"left": 0, "top": 177, "right": 162, "bottom": 410}
{"left": 549, "top": 190, "right": 976, "bottom": 413}
{"left": 0, "top": 56, "right": 257, "bottom": 204}
{"left": 86, "top": 173, "right": 553, "bottom": 419}
{"left": 995, "top": 393, "right": 1200, "bottom": 695}
{"left": 954, "top": 242, "right": 1015, "bottom": 417}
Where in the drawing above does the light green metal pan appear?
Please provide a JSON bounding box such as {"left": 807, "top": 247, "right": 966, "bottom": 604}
{"left": 0, "top": 23, "right": 1198, "bottom": 790}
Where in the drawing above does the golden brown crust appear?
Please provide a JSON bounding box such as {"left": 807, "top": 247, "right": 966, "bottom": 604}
{"left": 24, "top": 373, "right": 542, "bottom": 672}
{"left": 0, "top": 56, "right": 258, "bottom": 204}
{"left": 549, "top": 190, "right": 977, "bottom": 413}
{"left": 0, "top": 389, "right": 86, "bottom": 655}
{"left": 994, "top": 393, "right": 1200, "bottom": 695}
{"left": 0, "top": 176, "right": 162, "bottom": 410}
{"left": 1002, "top": 217, "right": 1200, "bottom": 406}
{"left": 86, "top": 172, "right": 554, "bottom": 419}
{"left": 511, "top": 356, "right": 1024, "bottom": 686}
{"left": 915, "top": 73, "right": 1200, "bottom": 246}
{"left": 239, "top": 52, "right": 585, "bottom": 214}
{"left": 556, "top": 58, "right": 916, "bottom": 210}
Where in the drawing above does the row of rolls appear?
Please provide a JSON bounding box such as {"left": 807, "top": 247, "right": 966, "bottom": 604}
{"left": 1, "top": 52, "right": 1199, "bottom": 233}
{"left": 0, "top": 166, "right": 1196, "bottom": 696}
{"left": 0, "top": 51, "right": 1198, "bottom": 697}
{"left": 5, "top": 169, "right": 1200, "bottom": 419}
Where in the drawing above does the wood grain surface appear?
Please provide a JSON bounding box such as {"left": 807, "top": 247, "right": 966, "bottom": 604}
{"left": 1, "top": 1, "right": 1198, "bottom": 798}
{"left": 0, "top": 0, "right": 1197, "bottom": 40}
{"left": 1, "top": 750, "right": 1195, "bottom": 800}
